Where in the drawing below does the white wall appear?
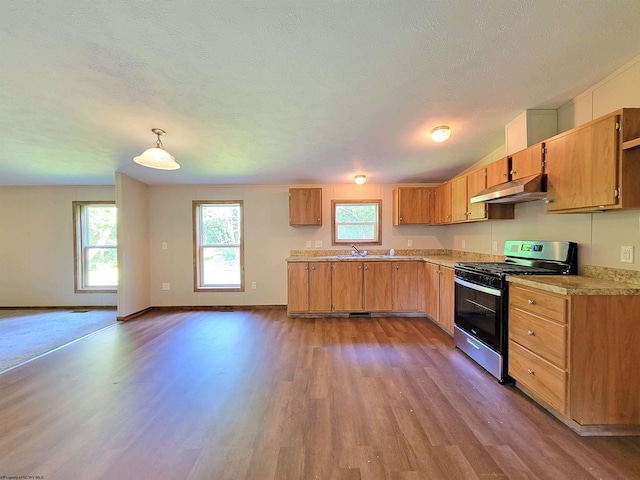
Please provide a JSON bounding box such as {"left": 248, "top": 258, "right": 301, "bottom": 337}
{"left": 148, "top": 183, "right": 449, "bottom": 306}
{"left": 116, "top": 173, "right": 151, "bottom": 317}
{"left": 459, "top": 53, "right": 640, "bottom": 272}
{"left": 0, "top": 185, "right": 116, "bottom": 307}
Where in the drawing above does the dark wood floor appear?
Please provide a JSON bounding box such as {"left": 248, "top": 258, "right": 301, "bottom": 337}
{"left": 0, "top": 309, "right": 638, "bottom": 480}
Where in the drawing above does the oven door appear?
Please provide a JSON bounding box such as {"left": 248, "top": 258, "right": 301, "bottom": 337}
{"left": 454, "top": 276, "right": 504, "bottom": 353}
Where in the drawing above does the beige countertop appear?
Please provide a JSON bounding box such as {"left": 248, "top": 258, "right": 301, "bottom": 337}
{"left": 506, "top": 275, "right": 640, "bottom": 296}
{"left": 286, "top": 254, "right": 465, "bottom": 269}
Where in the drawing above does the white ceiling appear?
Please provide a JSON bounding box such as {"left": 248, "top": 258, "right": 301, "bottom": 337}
{"left": 2, "top": 1, "right": 640, "bottom": 186}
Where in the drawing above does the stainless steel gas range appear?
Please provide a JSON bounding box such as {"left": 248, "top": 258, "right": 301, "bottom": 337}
{"left": 453, "top": 240, "right": 578, "bottom": 383}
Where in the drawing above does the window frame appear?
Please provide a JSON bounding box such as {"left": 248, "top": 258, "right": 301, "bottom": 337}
{"left": 331, "top": 199, "right": 382, "bottom": 246}
{"left": 193, "top": 200, "right": 245, "bottom": 292}
{"left": 72, "top": 201, "right": 118, "bottom": 293}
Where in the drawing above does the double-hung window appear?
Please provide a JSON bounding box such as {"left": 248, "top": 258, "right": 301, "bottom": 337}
{"left": 193, "top": 201, "right": 244, "bottom": 291}
{"left": 73, "top": 202, "right": 118, "bottom": 292}
{"left": 332, "top": 200, "right": 382, "bottom": 245}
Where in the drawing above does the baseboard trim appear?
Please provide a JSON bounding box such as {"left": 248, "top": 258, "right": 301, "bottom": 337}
{"left": 116, "top": 307, "right": 153, "bottom": 322}
{"left": 0, "top": 306, "right": 116, "bottom": 311}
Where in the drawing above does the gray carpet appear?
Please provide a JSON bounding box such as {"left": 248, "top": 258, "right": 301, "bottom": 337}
{"left": 0, "top": 309, "right": 117, "bottom": 373}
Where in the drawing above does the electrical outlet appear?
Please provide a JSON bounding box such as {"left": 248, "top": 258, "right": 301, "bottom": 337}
{"left": 315, "top": 240, "right": 322, "bottom": 248}
{"left": 462, "top": 239, "right": 466, "bottom": 249}
{"left": 251, "top": 281, "right": 257, "bottom": 289}
{"left": 407, "top": 239, "right": 413, "bottom": 247}
{"left": 162, "top": 242, "right": 168, "bottom": 250}
{"left": 162, "top": 283, "right": 170, "bottom": 291}
{"left": 492, "top": 241, "right": 498, "bottom": 252}
{"left": 621, "top": 246, "right": 634, "bottom": 263}
{"left": 306, "top": 240, "right": 312, "bottom": 248}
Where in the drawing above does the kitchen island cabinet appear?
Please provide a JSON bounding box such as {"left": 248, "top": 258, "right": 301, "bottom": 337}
{"left": 508, "top": 279, "right": 640, "bottom": 435}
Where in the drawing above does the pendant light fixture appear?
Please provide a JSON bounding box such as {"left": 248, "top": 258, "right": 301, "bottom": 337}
{"left": 133, "top": 128, "right": 180, "bottom": 170}
{"left": 431, "top": 125, "right": 451, "bottom": 142}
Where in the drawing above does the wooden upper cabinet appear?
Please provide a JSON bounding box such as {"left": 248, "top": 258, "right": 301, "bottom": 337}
{"left": 545, "top": 110, "right": 640, "bottom": 213}
{"left": 434, "top": 182, "right": 452, "bottom": 224}
{"left": 393, "top": 187, "right": 434, "bottom": 225}
{"left": 451, "top": 175, "right": 469, "bottom": 222}
{"left": 289, "top": 188, "right": 322, "bottom": 226}
{"left": 510, "top": 142, "right": 545, "bottom": 180}
{"left": 466, "top": 168, "right": 487, "bottom": 221}
{"left": 486, "top": 156, "right": 510, "bottom": 187}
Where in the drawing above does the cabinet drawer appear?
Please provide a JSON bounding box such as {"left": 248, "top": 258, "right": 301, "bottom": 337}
{"left": 509, "top": 340, "right": 566, "bottom": 413}
{"left": 509, "top": 285, "right": 567, "bottom": 323}
{"left": 509, "top": 307, "right": 567, "bottom": 368}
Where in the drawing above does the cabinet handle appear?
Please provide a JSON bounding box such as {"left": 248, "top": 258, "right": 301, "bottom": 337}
{"left": 311, "top": 266, "right": 315, "bottom": 270}
{"left": 527, "top": 330, "right": 535, "bottom": 336}
{"left": 364, "top": 266, "right": 368, "bottom": 270}
{"left": 396, "top": 265, "right": 399, "bottom": 269}
{"left": 399, "top": 217, "right": 403, "bottom": 221}
{"left": 358, "top": 266, "right": 362, "bottom": 269}
{"left": 316, "top": 218, "right": 321, "bottom": 222}
{"left": 510, "top": 170, "right": 516, "bottom": 175}
{"left": 527, "top": 369, "right": 534, "bottom": 375}
{"left": 527, "top": 299, "right": 535, "bottom": 305}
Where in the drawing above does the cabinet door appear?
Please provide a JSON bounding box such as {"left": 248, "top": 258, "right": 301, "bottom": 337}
{"left": 451, "top": 176, "right": 468, "bottom": 222}
{"left": 424, "top": 263, "right": 440, "bottom": 320}
{"left": 309, "top": 262, "right": 332, "bottom": 312}
{"left": 546, "top": 115, "right": 619, "bottom": 212}
{"left": 393, "top": 262, "right": 419, "bottom": 312}
{"left": 510, "top": 143, "right": 544, "bottom": 180}
{"left": 289, "top": 188, "right": 322, "bottom": 226}
{"left": 466, "top": 168, "right": 487, "bottom": 221}
{"left": 363, "top": 262, "right": 393, "bottom": 311}
{"left": 434, "top": 182, "right": 452, "bottom": 224}
{"left": 287, "top": 263, "right": 309, "bottom": 313}
{"left": 393, "top": 188, "right": 432, "bottom": 225}
{"left": 486, "top": 157, "right": 510, "bottom": 187}
{"left": 438, "top": 267, "right": 455, "bottom": 334}
{"left": 332, "top": 262, "right": 363, "bottom": 311}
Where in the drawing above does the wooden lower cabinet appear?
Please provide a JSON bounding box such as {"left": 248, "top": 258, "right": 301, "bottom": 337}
{"left": 332, "top": 262, "right": 364, "bottom": 312}
{"left": 424, "top": 262, "right": 454, "bottom": 334}
{"left": 508, "top": 283, "right": 640, "bottom": 434}
{"left": 363, "top": 262, "right": 393, "bottom": 311}
{"left": 287, "top": 260, "right": 425, "bottom": 315}
{"left": 287, "top": 262, "right": 332, "bottom": 313}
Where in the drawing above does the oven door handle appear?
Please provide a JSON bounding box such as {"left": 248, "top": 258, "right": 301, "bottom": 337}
{"left": 454, "top": 277, "right": 502, "bottom": 297}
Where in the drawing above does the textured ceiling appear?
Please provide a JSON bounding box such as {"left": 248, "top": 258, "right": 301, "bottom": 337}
{"left": 2, "top": 0, "right": 640, "bottom": 186}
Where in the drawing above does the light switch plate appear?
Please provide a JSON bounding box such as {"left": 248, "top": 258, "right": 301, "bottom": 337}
{"left": 492, "top": 241, "right": 498, "bottom": 252}
{"left": 162, "top": 283, "right": 170, "bottom": 290}
{"left": 306, "top": 240, "right": 312, "bottom": 248}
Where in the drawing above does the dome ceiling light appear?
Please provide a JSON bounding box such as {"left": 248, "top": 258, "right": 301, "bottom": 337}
{"left": 133, "top": 128, "right": 180, "bottom": 170}
{"left": 431, "top": 125, "right": 451, "bottom": 143}
{"left": 354, "top": 175, "right": 367, "bottom": 185}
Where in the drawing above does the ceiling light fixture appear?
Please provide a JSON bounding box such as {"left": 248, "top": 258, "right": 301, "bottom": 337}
{"left": 431, "top": 125, "right": 451, "bottom": 143}
{"left": 133, "top": 128, "right": 180, "bottom": 170}
{"left": 354, "top": 175, "right": 367, "bottom": 185}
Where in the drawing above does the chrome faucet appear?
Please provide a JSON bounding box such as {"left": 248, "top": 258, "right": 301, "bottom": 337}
{"left": 351, "top": 244, "right": 361, "bottom": 254}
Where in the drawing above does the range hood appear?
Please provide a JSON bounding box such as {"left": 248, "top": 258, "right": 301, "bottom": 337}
{"left": 470, "top": 174, "right": 547, "bottom": 204}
